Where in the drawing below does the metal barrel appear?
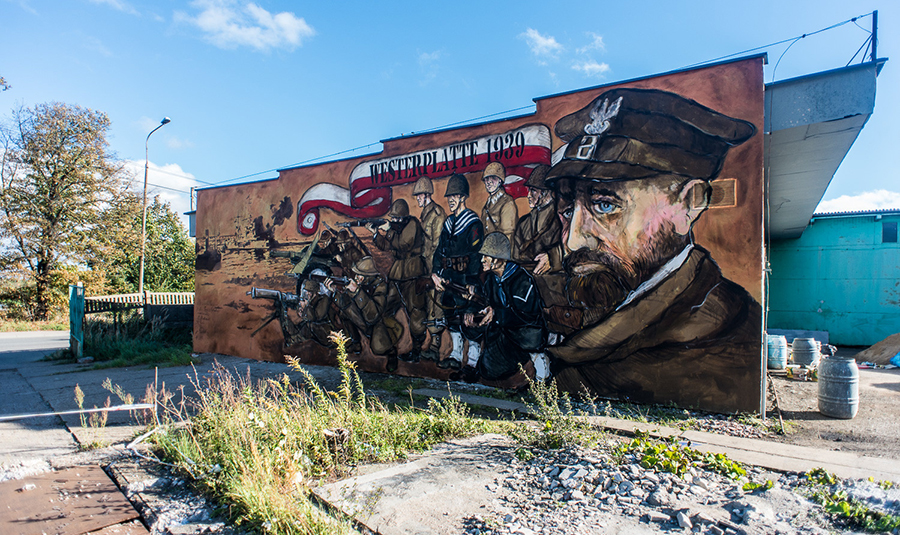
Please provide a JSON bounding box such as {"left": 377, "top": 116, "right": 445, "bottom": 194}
{"left": 818, "top": 356, "right": 859, "bottom": 419}
{"left": 766, "top": 334, "right": 788, "bottom": 369}
{"left": 791, "top": 337, "right": 820, "bottom": 367}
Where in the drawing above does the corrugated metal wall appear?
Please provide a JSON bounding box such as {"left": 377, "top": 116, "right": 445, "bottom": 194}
{"left": 768, "top": 213, "right": 900, "bottom": 346}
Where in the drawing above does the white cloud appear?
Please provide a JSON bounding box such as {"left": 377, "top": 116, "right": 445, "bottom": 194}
{"left": 165, "top": 136, "right": 194, "bottom": 150}
{"left": 520, "top": 28, "right": 563, "bottom": 65}
{"left": 88, "top": 0, "right": 139, "bottom": 15}
{"left": 417, "top": 50, "right": 442, "bottom": 86}
{"left": 577, "top": 32, "right": 605, "bottom": 54}
{"left": 122, "top": 160, "right": 198, "bottom": 228}
{"left": 572, "top": 60, "right": 611, "bottom": 77}
{"left": 83, "top": 35, "right": 113, "bottom": 57}
{"left": 175, "top": 0, "right": 315, "bottom": 52}
{"left": 816, "top": 190, "right": 900, "bottom": 214}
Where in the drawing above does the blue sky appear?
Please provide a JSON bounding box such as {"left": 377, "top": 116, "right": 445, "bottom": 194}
{"left": 3, "top": 0, "right": 897, "bottom": 224}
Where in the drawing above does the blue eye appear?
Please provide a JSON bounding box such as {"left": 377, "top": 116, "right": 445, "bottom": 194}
{"left": 593, "top": 200, "right": 616, "bottom": 214}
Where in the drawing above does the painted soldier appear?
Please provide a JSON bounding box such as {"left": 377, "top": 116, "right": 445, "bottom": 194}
{"left": 511, "top": 164, "right": 564, "bottom": 275}
{"left": 333, "top": 228, "right": 366, "bottom": 274}
{"left": 431, "top": 174, "right": 485, "bottom": 370}
{"left": 459, "top": 233, "right": 549, "bottom": 382}
{"left": 328, "top": 256, "right": 403, "bottom": 372}
{"left": 413, "top": 176, "right": 447, "bottom": 360}
{"left": 282, "top": 272, "right": 343, "bottom": 348}
{"left": 545, "top": 87, "right": 761, "bottom": 412}
{"left": 480, "top": 162, "right": 518, "bottom": 240}
{"left": 368, "top": 199, "right": 428, "bottom": 362}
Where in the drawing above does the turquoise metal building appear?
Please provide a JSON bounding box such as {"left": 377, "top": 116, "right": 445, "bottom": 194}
{"left": 768, "top": 209, "right": 900, "bottom": 346}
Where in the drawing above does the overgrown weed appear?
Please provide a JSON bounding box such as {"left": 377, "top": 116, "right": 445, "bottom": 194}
{"left": 803, "top": 468, "right": 900, "bottom": 532}
{"left": 510, "top": 375, "right": 603, "bottom": 450}
{"left": 151, "top": 331, "right": 494, "bottom": 535}
{"left": 50, "top": 311, "right": 191, "bottom": 368}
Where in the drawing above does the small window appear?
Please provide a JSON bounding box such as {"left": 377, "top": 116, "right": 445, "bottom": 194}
{"left": 884, "top": 221, "right": 898, "bottom": 243}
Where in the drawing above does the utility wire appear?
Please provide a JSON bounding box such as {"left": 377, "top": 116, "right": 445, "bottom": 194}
{"left": 685, "top": 11, "right": 875, "bottom": 69}
{"left": 202, "top": 13, "right": 874, "bottom": 191}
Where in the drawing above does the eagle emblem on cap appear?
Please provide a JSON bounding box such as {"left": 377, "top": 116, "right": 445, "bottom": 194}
{"left": 584, "top": 96, "right": 623, "bottom": 135}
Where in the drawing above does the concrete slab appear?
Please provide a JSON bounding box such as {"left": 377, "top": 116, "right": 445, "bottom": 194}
{"left": 313, "top": 434, "right": 516, "bottom": 535}
{"left": 412, "top": 388, "right": 531, "bottom": 413}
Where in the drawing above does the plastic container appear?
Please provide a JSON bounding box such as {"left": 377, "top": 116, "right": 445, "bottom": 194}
{"left": 766, "top": 335, "right": 788, "bottom": 369}
{"left": 818, "top": 356, "right": 859, "bottom": 419}
{"left": 792, "top": 338, "right": 820, "bottom": 367}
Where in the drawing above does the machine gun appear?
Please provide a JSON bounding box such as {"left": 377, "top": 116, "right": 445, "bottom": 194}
{"left": 337, "top": 218, "right": 387, "bottom": 228}
{"left": 246, "top": 287, "right": 300, "bottom": 337}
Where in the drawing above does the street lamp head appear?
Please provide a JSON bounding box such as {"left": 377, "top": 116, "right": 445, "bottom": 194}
{"left": 161, "top": 117, "right": 171, "bottom": 125}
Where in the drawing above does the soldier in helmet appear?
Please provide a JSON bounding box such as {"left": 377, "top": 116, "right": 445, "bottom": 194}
{"left": 512, "top": 164, "right": 563, "bottom": 275}
{"left": 327, "top": 256, "right": 403, "bottom": 372}
{"left": 333, "top": 228, "right": 365, "bottom": 274}
{"left": 282, "top": 270, "right": 343, "bottom": 349}
{"left": 480, "top": 162, "right": 518, "bottom": 240}
{"left": 431, "top": 173, "right": 485, "bottom": 370}
{"left": 367, "top": 199, "right": 428, "bottom": 362}
{"left": 413, "top": 176, "right": 447, "bottom": 360}
{"left": 460, "top": 232, "right": 549, "bottom": 383}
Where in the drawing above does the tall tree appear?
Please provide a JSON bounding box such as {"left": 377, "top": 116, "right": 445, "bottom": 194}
{"left": 97, "top": 193, "right": 195, "bottom": 293}
{"left": 0, "top": 103, "right": 128, "bottom": 319}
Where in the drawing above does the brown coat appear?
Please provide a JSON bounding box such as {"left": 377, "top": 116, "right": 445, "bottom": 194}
{"left": 481, "top": 190, "right": 518, "bottom": 239}
{"left": 512, "top": 200, "right": 563, "bottom": 271}
{"left": 420, "top": 201, "right": 446, "bottom": 271}
{"left": 550, "top": 247, "right": 762, "bottom": 413}
{"left": 373, "top": 218, "right": 427, "bottom": 281}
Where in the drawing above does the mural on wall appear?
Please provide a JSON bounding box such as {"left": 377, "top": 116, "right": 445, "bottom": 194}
{"left": 196, "top": 58, "right": 765, "bottom": 413}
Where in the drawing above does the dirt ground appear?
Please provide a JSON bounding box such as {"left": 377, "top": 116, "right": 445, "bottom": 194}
{"left": 768, "top": 347, "right": 900, "bottom": 460}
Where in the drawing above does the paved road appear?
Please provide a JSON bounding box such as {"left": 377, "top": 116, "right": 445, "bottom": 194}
{"left": 0, "top": 331, "right": 78, "bottom": 467}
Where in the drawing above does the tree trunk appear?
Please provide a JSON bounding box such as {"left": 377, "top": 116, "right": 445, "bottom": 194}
{"left": 34, "top": 258, "right": 50, "bottom": 320}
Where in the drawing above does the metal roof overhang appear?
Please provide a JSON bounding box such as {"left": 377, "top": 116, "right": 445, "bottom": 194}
{"left": 765, "top": 59, "right": 886, "bottom": 240}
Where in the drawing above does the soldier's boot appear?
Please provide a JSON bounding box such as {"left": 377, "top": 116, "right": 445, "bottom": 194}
{"left": 399, "top": 337, "right": 424, "bottom": 363}
{"left": 422, "top": 331, "right": 443, "bottom": 362}
{"left": 530, "top": 352, "right": 551, "bottom": 382}
{"left": 438, "top": 331, "right": 464, "bottom": 369}
{"left": 385, "top": 348, "right": 399, "bottom": 373}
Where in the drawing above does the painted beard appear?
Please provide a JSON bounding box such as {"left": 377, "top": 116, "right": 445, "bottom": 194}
{"left": 564, "top": 225, "right": 688, "bottom": 326}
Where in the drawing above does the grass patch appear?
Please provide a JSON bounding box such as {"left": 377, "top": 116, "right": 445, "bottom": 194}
{"left": 49, "top": 311, "right": 192, "bottom": 368}
{"left": 151, "top": 332, "right": 497, "bottom": 535}
{"left": 803, "top": 468, "right": 900, "bottom": 533}
{"left": 0, "top": 319, "right": 68, "bottom": 331}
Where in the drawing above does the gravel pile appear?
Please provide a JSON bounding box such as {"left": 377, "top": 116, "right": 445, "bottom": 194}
{"left": 465, "top": 444, "right": 900, "bottom": 535}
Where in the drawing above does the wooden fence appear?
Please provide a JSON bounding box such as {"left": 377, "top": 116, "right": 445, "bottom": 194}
{"left": 84, "top": 292, "right": 194, "bottom": 314}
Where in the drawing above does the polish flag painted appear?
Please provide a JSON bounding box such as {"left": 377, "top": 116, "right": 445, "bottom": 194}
{"left": 298, "top": 124, "right": 552, "bottom": 235}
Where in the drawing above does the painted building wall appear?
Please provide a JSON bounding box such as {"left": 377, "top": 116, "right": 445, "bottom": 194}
{"left": 194, "top": 57, "right": 765, "bottom": 413}
{"left": 768, "top": 211, "right": 900, "bottom": 346}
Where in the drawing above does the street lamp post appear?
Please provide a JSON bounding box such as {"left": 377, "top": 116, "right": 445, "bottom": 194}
{"left": 138, "top": 117, "right": 171, "bottom": 296}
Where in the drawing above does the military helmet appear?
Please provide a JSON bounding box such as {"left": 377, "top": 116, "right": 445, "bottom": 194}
{"left": 483, "top": 162, "right": 506, "bottom": 181}
{"left": 444, "top": 173, "right": 469, "bottom": 197}
{"left": 351, "top": 256, "right": 380, "bottom": 277}
{"left": 480, "top": 232, "right": 512, "bottom": 261}
{"left": 412, "top": 176, "right": 434, "bottom": 195}
{"left": 524, "top": 164, "right": 551, "bottom": 190}
{"left": 389, "top": 199, "right": 409, "bottom": 218}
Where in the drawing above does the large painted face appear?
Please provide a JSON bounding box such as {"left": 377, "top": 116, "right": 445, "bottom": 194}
{"left": 415, "top": 193, "right": 428, "bottom": 208}
{"left": 483, "top": 175, "right": 502, "bottom": 195}
{"left": 556, "top": 175, "right": 698, "bottom": 310}
{"left": 446, "top": 194, "right": 464, "bottom": 213}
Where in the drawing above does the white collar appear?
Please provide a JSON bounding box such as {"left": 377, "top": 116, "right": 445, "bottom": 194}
{"left": 487, "top": 189, "right": 504, "bottom": 205}
{"left": 615, "top": 243, "right": 694, "bottom": 311}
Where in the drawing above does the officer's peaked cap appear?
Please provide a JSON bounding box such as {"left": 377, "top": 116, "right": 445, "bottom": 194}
{"left": 546, "top": 88, "right": 756, "bottom": 185}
